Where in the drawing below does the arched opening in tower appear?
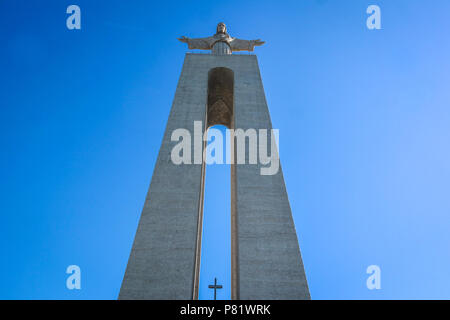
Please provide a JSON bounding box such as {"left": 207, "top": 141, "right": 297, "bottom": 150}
{"left": 198, "top": 67, "right": 234, "bottom": 300}
{"left": 207, "top": 67, "right": 234, "bottom": 129}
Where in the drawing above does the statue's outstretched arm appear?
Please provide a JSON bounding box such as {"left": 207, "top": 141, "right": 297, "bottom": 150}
{"left": 230, "top": 38, "right": 265, "bottom": 52}
{"left": 178, "top": 36, "right": 212, "bottom": 50}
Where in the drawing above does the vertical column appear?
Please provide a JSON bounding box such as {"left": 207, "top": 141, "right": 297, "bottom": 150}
{"left": 119, "top": 55, "right": 208, "bottom": 299}
{"left": 233, "top": 55, "right": 310, "bottom": 299}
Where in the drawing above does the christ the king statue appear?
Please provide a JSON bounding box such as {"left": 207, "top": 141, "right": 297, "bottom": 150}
{"left": 178, "top": 22, "right": 265, "bottom": 55}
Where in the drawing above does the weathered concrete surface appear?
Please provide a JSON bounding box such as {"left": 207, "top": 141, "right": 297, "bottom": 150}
{"left": 119, "top": 53, "right": 310, "bottom": 300}
{"left": 119, "top": 54, "right": 207, "bottom": 300}
{"left": 228, "top": 54, "right": 310, "bottom": 299}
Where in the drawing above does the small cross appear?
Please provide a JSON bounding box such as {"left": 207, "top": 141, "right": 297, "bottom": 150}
{"left": 208, "top": 277, "right": 223, "bottom": 300}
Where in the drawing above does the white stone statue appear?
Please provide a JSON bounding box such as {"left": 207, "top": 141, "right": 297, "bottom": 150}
{"left": 178, "top": 22, "right": 265, "bottom": 54}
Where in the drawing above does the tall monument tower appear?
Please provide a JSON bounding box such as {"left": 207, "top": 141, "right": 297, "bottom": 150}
{"left": 119, "top": 23, "right": 310, "bottom": 300}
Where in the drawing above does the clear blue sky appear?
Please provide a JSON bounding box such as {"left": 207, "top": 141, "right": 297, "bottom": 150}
{"left": 1, "top": 0, "right": 450, "bottom": 299}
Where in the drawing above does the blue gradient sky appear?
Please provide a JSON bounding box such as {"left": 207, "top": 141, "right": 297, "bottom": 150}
{"left": 1, "top": 0, "right": 450, "bottom": 299}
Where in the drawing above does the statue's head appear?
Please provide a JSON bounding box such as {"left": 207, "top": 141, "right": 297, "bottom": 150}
{"left": 216, "top": 22, "right": 227, "bottom": 34}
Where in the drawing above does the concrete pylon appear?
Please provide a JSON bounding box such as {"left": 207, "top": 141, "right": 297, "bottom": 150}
{"left": 119, "top": 53, "right": 310, "bottom": 300}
